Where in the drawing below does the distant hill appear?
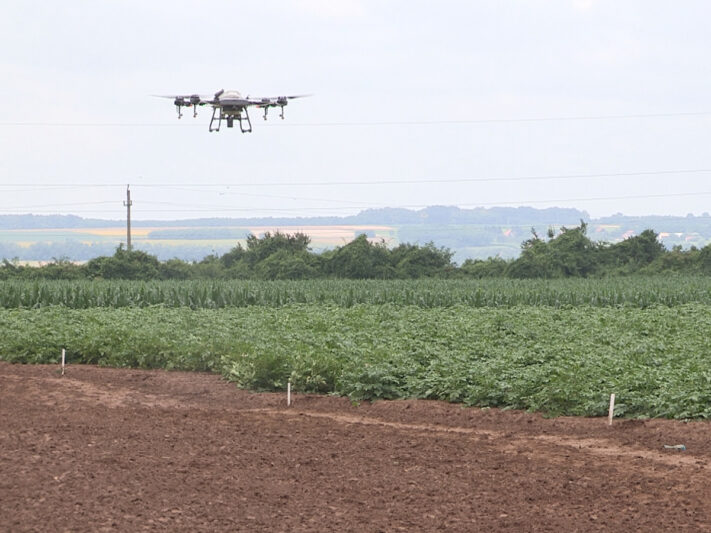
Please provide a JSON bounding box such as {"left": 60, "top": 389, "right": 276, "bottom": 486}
{"left": 0, "top": 206, "right": 589, "bottom": 229}
{"left": 0, "top": 214, "right": 118, "bottom": 229}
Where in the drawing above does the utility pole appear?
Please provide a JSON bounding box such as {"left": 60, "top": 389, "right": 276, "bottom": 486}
{"left": 124, "top": 184, "right": 132, "bottom": 251}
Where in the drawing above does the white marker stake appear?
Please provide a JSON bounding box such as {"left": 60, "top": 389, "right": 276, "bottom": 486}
{"left": 61, "top": 348, "right": 66, "bottom": 376}
{"left": 287, "top": 381, "right": 291, "bottom": 407}
{"left": 608, "top": 393, "right": 615, "bottom": 425}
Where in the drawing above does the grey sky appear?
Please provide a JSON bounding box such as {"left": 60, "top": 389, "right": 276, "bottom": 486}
{"left": 1, "top": 0, "right": 710, "bottom": 220}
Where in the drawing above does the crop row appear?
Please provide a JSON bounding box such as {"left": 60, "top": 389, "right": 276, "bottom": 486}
{"left": 2, "top": 276, "right": 711, "bottom": 308}
{"left": 2, "top": 304, "right": 710, "bottom": 418}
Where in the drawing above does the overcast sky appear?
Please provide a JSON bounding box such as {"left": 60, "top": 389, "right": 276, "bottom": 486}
{"left": 1, "top": 0, "right": 710, "bottom": 221}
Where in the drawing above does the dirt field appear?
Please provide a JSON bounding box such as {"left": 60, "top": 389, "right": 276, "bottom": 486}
{"left": 2, "top": 362, "right": 710, "bottom": 532}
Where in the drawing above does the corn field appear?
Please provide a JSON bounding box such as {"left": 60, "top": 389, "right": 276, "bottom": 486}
{"left": 2, "top": 277, "right": 711, "bottom": 309}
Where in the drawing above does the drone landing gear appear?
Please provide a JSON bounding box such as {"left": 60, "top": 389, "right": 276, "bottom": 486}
{"left": 209, "top": 106, "right": 252, "bottom": 133}
{"left": 174, "top": 100, "right": 199, "bottom": 119}
{"left": 261, "top": 104, "right": 287, "bottom": 120}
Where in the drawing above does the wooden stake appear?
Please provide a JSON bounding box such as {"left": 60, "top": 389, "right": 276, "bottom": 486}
{"left": 287, "top": 381, "right": 291, "bottom": 407}
{"left": 608, "top": 393, "right": 615, "bottom": 425}
{"left": 61, "top": 348, "right": 66, "bottom": 376}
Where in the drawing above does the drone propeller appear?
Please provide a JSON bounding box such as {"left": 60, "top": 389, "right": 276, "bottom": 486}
{"left": 275, "top": 94, "right": 310, "bottom": 119}
{"left": 152, "top": 94, "right": 205, "bottom": 118}
{"left": 250, "top": 94, "right": 311, "bottom": 119}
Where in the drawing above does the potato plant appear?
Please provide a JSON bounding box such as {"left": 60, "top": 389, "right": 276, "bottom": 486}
{"left": 2, "top": 303, "right": 711, "bottom": 419}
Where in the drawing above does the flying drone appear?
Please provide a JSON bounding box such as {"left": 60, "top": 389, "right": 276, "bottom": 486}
{"left": 156, "top": 89, "right": 309, "bottom": 132}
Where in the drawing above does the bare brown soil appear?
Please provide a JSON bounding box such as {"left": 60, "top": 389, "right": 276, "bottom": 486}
{"left": 2, "top": 361, "right": 711, "bottom": 532}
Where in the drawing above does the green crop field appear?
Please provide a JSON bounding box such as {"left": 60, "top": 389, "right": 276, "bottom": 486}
{"left": 2, "top": 277, "right": 710, "bottom": 419}
{"left": 3, "top": 277, "right": 711, "bottom": 309}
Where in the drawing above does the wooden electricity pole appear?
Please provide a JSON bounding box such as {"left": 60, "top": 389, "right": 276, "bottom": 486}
{"left": 124, "top": 184, "right": 132, "bottom": 251}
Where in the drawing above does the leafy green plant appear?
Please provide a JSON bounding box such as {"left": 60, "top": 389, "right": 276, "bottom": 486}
{"left": 3, "top": 286, "right": 711, "bottom": 419}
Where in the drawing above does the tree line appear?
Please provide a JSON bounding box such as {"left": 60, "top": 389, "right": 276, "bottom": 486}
{"left": 2, "top": 224, "right": 711, "bottom": 280}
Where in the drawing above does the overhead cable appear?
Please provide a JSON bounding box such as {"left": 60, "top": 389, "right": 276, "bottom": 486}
{"left": 1, "top": 168, "right": 710, "bottom": 189}
{"left": 0, "top": 110, "right": 709, "bottom": 128}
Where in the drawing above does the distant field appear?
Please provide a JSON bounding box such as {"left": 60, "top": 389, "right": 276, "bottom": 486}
{"left": 0, "top": 225, "right": 397, "bottom": 250}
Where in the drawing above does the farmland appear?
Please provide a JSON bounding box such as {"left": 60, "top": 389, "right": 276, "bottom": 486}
{"left": 3, "top": 276, "right": 711, "bottom": 308}
{"left": 5, "top": 362, "right": 711, "bottom": 531}
{"left": 4, "top": 277, "right": 711, "bottom": 531}
{"left": 2, "top": 277, "right": 711, "bottom": 419}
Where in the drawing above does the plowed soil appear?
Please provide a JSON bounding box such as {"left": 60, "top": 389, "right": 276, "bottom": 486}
{"left": 2, "top": 362, "right": 710, "bottom": 532}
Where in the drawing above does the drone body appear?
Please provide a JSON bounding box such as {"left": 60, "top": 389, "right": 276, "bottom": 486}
{"left": 157, "top": 89, "right": 309, "bottom": 132}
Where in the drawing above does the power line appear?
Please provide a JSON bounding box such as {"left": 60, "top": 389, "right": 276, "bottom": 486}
{"left": 6, "top": 189, "right": 711, "bottom": 216}
{"left": 0, "top": 196, "right": 389, "bottom": 212}
{"left": 1, "top": 168, "right": 710, "bottom": 189}
{"left": 0, "top": 200, "right": 116, "bottom": 209}
{"left": 276, "top": 111, "right": 711, "bottom": 127}
{"left": 127, "top": 189, "right": 711, "bottom": 209}
{"left": 154, "top": 186, "right": 374, "bottom": 206}
{"left": 135, "top": 195, "right": 385, "bottom": 209}
{"left": 0, "top": 110, "right": 709, "bottom": 128}
{"left": 126, "top": 189, "right": 711, "bottom": 210}
{"left": 160, "top": 168, "right": 711, "bottom": 187}
{"left": 0, "top": 122, "right": 187, "bottom": 127}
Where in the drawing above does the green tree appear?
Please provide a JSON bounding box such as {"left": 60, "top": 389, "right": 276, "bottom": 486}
{"left": 218, "top": 231, "right": 315, "bottom": 279}
{"left": 0, "top": 258, "right": 24, "bottom": 280}
{"left": 506, "top": 223, "right": 600, "bottom": 278}
{"left": 390, "top": 242, "right": 455, "bottom": 278}
{"left": 220, "top": 244, "right": 246, "bottom": 268}
{"left": 505, "top": 229, "right": 556, "bottom": 278}
{"left": 192, "top": 254, "right": 227, "bottom": 279}
{"left": 326, "top": 234, "right": 394, "bottom": 279}
{"left": 158, "top": 258, "right": 194, "bottom": 280}
{"left": 243, "top": 232, "right": 312, "bottom": 268}
{"left": 30, "top": 258, "right": 86, "bottom": 280}
{"left": 460, "top": 256, "right": 508, "bottom": 278}
{"left": 697, "top": 243, "right": 711, "bottom": 274}
{"left": 545, "top": 223, "right": 598, "bottom": 277}
{"left": 254, "top": 249, "right": 319, "bottom": 280}
{"left": 85, "top": 245, "right": 160, "bottom": 280}
{"left": 605, "top": 229, "right": 665, "bottom": 272}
